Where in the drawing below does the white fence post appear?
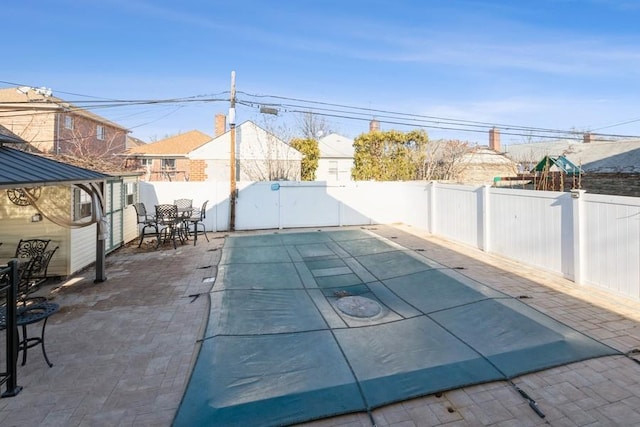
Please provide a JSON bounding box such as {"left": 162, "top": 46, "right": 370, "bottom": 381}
{"left": 481, "top": 185, "right": 491, "bottom": 252}
{"left": 571, "top": 189, "right": 586, "bottom": 284}
{"left": 428, "top": 181, "right": 437, "bottom": 234}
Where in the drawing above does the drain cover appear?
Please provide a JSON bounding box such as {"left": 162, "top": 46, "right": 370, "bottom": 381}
{"left": 336, "top": 296, "right": 381, "bottom": 318}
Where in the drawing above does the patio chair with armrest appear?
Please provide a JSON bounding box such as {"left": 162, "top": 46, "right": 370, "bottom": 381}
{"left": 14, "top": 239, "right": 50, "bottom": 261}
{"left": 133, "top": 202, "right": 158, "bottom": 247}
{"left": 173, "top": 198, "right": 193, "bottom": 210}
{"left": 0, "top": 261, "right": 60, "bottom": 368}
{"left": 155, "top": 204, "right": 187, "bottom": 249}
{"left": 17, "top": 246, "right": 59, "bottom": 304}
{"left": 188, "top": 200, "right": 209, "bottom": 246}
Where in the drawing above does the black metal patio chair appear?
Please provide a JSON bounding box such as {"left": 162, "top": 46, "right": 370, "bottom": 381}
{"left": 14, "top": 239, "right": 50, "bottom": 261}
{"left": 188, "top": 200, "right": 209, "bottom": 246}
{"left": 133, "top": 202, "right": 159, "bottom": 247}
{"left": 0, "top": 261, "right": 60, "bottom": 368}
{"left": 16, "top": 246, "right": 58, "bottom": 304}
{"left": 155, "top": 204, "right": 187, "bottom": 249}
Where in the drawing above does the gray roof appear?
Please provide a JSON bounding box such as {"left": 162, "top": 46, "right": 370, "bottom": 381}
{"left": 0, "top": 124, "right": 26, "bottom": 145}
{"left": 504, "top": 139, "right": 640, "bottom": 173}
{"left": 318, "top": 133, "right": 354, "bottom": 158}
{"left": 0, "top": 146, "right": 109, "bottom": 189}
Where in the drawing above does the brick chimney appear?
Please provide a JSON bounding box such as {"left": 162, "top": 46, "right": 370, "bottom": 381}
{"left": 215, "top": 114, "right": 226, "bottom": 137}
{"left": 583, "top": 132, "right": 592, "bottom": 143}
{"left": 369, "top": 119, "right": 380, "bottom": 132}
{"left": 489, "top": 127, "right": 501, "bottom": 152}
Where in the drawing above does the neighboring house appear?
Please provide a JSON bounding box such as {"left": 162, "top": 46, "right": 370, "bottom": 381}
{"left": 126, "top": 135, "right": 146, "bottom": 150}
{"left": 504, "top": 135, "right": 640, "bottom": 197}
{"left": 0, "top": 125, "right": 141, "bottom": 279}
{"left": 421, "top": 130, "right": 517, "bottom": 185}
{"left": 455, "top": 147, "right": 519, "bottom": 185}
{"left": 316, "top": 133, "right": 354, "bottom": 182}
{"left": 125, "top": 130, "right": 212, "bottom": 181}
{"left": 189, "top": 119, "right": 302, "bottom": 181}
{"left": 0, "top": 86, "right": 129, "bottom": 161}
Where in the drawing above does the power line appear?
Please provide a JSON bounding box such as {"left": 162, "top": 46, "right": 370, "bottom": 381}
{"left": 236, "top": 91, "right": 640, "bottom": 140}
{"left": 2, "top": 83, "right": 639, "bottom": 140}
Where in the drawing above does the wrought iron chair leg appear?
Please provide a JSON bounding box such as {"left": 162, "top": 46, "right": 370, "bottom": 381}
{"left": 39, "top": 317, "right": 53, "bottom": 367}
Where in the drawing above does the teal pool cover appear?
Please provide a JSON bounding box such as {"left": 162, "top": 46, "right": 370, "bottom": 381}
{"left": 173, "top": 229, "right": 618, "bottom": 426}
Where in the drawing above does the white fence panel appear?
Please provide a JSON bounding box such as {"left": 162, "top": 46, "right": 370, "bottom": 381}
{"left": 140, "top": 181, "right": 226, "bottom": 232}
{"left": 434, "top": 184, "right": 482, "bottom": 248}
{"left": 235, "top": 182, "right": 280, "bottom": 230}
{"left": 489, "top": 188, "right": 571, "bottom": 277}
{"left": 583, "top": 194, "right": 640, "bottom": 298}
{"left": 328, "top": 184, "right": 374, "bottom": 226}
{"left": 397, "top": 182, "right": 430, "bottom": 230}
{"left": 337, "top": 182, "right": 410, "bottom": 225}
{"left": 280, "top": 182, "right": 341, "bottom": 228}
{"left": 137, "top": 180, "right": 640, "bottom": 301}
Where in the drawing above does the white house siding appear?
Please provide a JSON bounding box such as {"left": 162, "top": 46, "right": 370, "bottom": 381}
{"left": 0, "top": 186, "right": 69, "bottom": 276}
{"left": 189, "top": 121, "right": 303, "bottom": 181}
{"left": 316, "top": 134, "right": 355, "bottom": 182}
{"left": 316, "top": 158, "right": 354, "bottom": 182}
{"left": 70, "top": 224, "right": 97, "bottom": 274}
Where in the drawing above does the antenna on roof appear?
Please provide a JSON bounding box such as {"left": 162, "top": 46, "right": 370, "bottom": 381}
{"left": 15, "top": 86, "right": 52, "bottom": 97}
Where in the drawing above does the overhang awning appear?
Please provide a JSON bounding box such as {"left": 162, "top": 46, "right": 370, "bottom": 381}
{"left": 0, "top": 133, "right": 111, "bottom": 283}
{"left": 0, "top": 146, "right": 110, "bottom": 190}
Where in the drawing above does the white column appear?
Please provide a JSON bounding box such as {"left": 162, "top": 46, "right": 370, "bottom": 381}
{"left": 428, "top": 181, "right": 437, "bottom": 234}
{"left": 571, "top": 189, "right": 586, "bottom": 284}
{"left": 481, "top": 185, "right": 491, "bottom": 252}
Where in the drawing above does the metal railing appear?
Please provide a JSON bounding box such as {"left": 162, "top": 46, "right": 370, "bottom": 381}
{"left": 0, "top": 260, "right": 22, "bottom": 397}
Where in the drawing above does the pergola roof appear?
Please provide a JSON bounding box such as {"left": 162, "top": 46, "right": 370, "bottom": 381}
{"left": 0, "top": 146, "right": 109, "bottom": 190}
{"left": 0, "top": 130, "right": 110, "bottom": 190}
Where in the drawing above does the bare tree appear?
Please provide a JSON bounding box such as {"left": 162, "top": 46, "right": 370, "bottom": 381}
{"left": 237, "top": 122, "right": 301, "bottom": 181}
{"left": 296, "top": 111, "right": 333, "bottom": 139}
{"left": 422, "top": 139, "right": 475, "bottom": 181}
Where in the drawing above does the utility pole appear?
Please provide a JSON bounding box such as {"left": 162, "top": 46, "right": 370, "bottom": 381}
{"left": 229, "top": 71, "right": 237, "bottom": 231}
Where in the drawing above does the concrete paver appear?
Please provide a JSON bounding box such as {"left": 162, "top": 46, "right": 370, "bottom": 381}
{"left": 1, "top": 224, "right": 639, "bottom": 426}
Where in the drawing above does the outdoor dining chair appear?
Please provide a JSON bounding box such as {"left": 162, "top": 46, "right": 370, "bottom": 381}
{"left": 155, "top": 204, "right": 187, "bottom": 249}
{"left": 133, "top": 202, "right": 158, "bottom": 247}
{"left": 173, "top": 198, "right": 193, "bottom": 213}
{"left": 17, "top": 246, "right": 59, "bottom": 304}
{"left": 188, "top": 200, "right": 209, "bottom": 246}
{"left": 0, "top": 261, "right": 60, "bottom": 368}
{"left": 14, "top": 239, "right": 51, "bottom": 261}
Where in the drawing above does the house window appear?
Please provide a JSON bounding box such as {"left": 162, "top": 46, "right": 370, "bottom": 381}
{"left": 162, "top": 159, "right": 176, "bottom": 170}
{"left": 328, "top": 160, "right": 339, "bottom": 180}
{"left": 97, "top": 125, "right": 105, "bottom": 140}
{"left": 73, "top": 188, "right": 92, "bottom": 220}
{"left": 141, "top": 158, "right": 153, "bottom": 168}
{"left": 125, "top": 182, "right": 135, "bottom": 205}
{"left": 64, "top": 115, "right": 73, "bottom": 130}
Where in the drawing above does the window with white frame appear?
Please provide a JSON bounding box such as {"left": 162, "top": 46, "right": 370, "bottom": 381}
{"left": 64, "top": 115, "right": 73, "bottom": 130}
{"left": 162, "top": 159, "right": 176, "bottom": 170}
{"left": 73, "top": 187, "right": 92, "bottom": 220}
{"left": 97, "top": 125, "right": 105, "bottom": 140}
{"left": 328, "top": 160, "right": 339, "bottom": 180}
{"left": 125, "top": 182, "right": 135, "bottom": 205}
{"left": 141, "top": 158, "right": 153, "bottom": 168}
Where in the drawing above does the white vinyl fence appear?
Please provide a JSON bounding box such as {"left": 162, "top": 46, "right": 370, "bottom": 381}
{"left": 140, "top": 180, "right": 640, "bottom": 301}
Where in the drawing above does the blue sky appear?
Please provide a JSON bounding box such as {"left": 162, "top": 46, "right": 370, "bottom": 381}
{"left": 4, "top": 0, "right": 640, "bottom": 145}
